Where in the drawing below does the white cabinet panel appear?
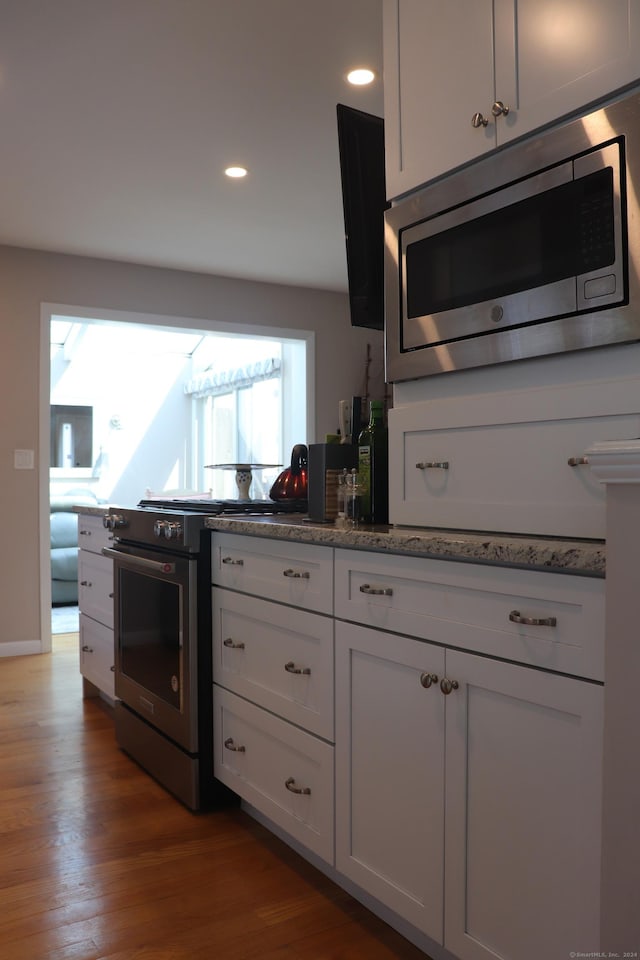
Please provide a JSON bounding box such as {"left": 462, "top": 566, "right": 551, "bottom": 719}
{"left": 78, "top": 513, "right": 113, "bottom": 554}
{"left": 78, "top": 550, "right": 114, "bottom": 630}
{"left": 79, "top": 613, "right": 115, "bottom": 700}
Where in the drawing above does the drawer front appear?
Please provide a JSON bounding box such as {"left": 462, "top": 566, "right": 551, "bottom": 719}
{"left": 335, "top": 550, "right": 604, "bottom": 681}
{"left": 213, "top": 685, "right": 334, "bottom": 864}
{"left": 213, "top": 590, "right": 334, "bottom": 740}
{"left": 389, "top": 380, "right": 640, "bottom": 539}
{"left": 78, "top": 513, "right": 113, "bottom": 554}
{"left": 211, "top": 532, "right": 333, "bottom": 613}
{"left": 79, "top": 613, "right": 115, "bottom": 698}
{"left": 78, "top": 551, "right": 114, "bottom": 629}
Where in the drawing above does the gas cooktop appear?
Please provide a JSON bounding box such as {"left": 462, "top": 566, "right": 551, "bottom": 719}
{"left": 137, "top": 498, "right": 307, "bottom": 515}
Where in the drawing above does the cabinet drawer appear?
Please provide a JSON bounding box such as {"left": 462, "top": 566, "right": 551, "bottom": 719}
{"left": 78, "top": 551, "right": 114, "bottom": 629}
{"left": 79, "top": 613, "right": 115, "bottom": 699}
{"left": 389, "top": 380, "right": 640, "bottom": 539}
{"left": 78, "top": 513, "right": 113, "bottom": 554}
{"left": 211, "top": 532, "right": 333, "bottom": 613}
{"left": 213, "top": 590, "right": 334, "bottom": 740}
{"left": 335, "top": 550, "right": 604, "bottom": 681}
{"left": 213, "top": 685, "right": 334, "bottom": 864}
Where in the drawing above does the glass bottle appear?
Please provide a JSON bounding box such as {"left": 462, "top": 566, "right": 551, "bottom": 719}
{"left": 357, "top": 400, "right": 388, "bottom": 524}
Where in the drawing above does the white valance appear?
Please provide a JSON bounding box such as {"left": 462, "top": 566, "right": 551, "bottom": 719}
{"left": 184, "top": 356, "right": 281, "bottom": 399}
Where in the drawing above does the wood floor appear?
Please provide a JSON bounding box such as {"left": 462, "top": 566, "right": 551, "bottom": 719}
{"left": 0, "top": 634, "right": 429, "bottom": 960}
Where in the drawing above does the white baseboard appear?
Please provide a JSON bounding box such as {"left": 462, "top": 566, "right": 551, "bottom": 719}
{"left": 0, "top": 640, "right": 43, "bottom": 658}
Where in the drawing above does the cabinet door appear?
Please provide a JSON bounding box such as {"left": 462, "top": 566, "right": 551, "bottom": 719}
{"left": 444, "top": 649, "right": 603, "bottom": 960}
{"left": 496, "top": 0, "right": 640, "bottom": 146}
{"left": 79, "top": 613, "right": 115, "bottom": 699}
{"left": 78, "top": 550, "right": 114, "bottom": 629}
{"left": 335, "top": 621, "right": 446, "bottom": 941}
{"left": 383, "top": 0, "right": 495, "bottom": 198}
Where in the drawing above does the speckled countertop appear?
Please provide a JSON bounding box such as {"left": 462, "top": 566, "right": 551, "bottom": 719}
{"left": 204, "top": 515, "right": 605, "bottom": 577}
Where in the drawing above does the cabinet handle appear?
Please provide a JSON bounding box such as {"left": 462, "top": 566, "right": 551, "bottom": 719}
{"left": 222, "top": 556, "right": 244, "bottom": 566}
{"left": 80, "top": 580, "right": 92, "bottom": 587}
{"left": 415, "top": 461, "right": 449, "bottom": 470}
{"left": 224, "top": 737, "right": 245, "bottom": 753}
{"left": 440, "top": 678, "right": 459, "bottom": 695}
{"left": 81, "top": 644, "right": 93, "bottom": 653}
{"left": 509, "top": 610, "right": 557, "bottom": 627}
{"left": 567, "top": 456, "right": 589, "bottom": 466}
{"left": 491, "top": 99, "right": 510, "bottom": 117}
{"left": 283, "top": 568, "right": 310, "bottom": 579}
{"left": 110, "top": 665, "right": 115, "bottom": 672}
{"left": 284, "top": 660, "right": 311, "bottom": 676}
{"left": 420, "top": 672, "right": 438, "bottom": 688}
{"left": 360, "top": 583, "right": 393, "bottom": 596}
{"left": 285, "top": 777, "right": 311, "bottom": 796}
{"left": 109, "top": 592, "right": 114, "bottom": 599}
{"left": 471, "top": 111, "right": 489, "bottom": 128}
{"left": 223, "top": 637, "right": 245, "bottom": 650}
{"left": 79, "top": 530, "right": 91, "bottom": 536}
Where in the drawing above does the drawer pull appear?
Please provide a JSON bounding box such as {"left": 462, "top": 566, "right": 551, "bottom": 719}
{"left": 81, "top": 645, "right": 93, "bottom": 653}
{"left": 222, "top": 556, "right": 244, "bottom": 566}
{"left": 224, "top": 737, "right": 246, "bottom": 753}
{"left": 223, "top": 637, "right": 245, "bottom": 650}
{"left": 109, "top": 592, "right": 114, "bottom": 599}
{"left": 110, "top": 665, "right": 115, "bottom": 672}
{"left": 509, "top": 610, "right": 557, "bottom": 627}
{"left": 284, "top": 660, "right": 311, "bottom": 676}
{"left": 80, "top": 580, "right": 92, "bottom": 587}
{"left": 416, "top": 461, "right": 449, "bottom": 470}
{"left": 285, "top": 777, "right": 311, "bottom": 796}
{"left": 360, "top": 583, "right": 393, "bottom": 597}
{"left": 283, "top": 568, "right": 310, "bottom": 579}
{"left": 420, "top": 672, "right": 439, "bottom": 688}
{"left": 440, "top": 678, "right": 459, "bottom": 695}
{"left": 568, "top": 456, "right": 589, "bottom": 466}
{"left": 79, "top": 530, "right": 91, "bottom": 536}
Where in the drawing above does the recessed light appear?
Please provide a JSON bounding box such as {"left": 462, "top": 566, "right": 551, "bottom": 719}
{"left": 225, "top": 166, "right": 248, "bottom": 179}
{"left": 347, "top": 68, "right": 375, "bottom": 86}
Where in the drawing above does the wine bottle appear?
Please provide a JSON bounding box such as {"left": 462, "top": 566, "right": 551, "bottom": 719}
{"left": 357, "top": 400, "right": 388, "bottom": 524}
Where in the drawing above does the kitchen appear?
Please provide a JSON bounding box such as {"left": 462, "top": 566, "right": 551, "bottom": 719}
{"left": 1, "top": 2, "right": 640, "bottom": 959}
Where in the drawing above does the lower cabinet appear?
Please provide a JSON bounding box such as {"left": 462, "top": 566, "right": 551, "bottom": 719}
{"left": 335, "top": 620, "right": 603, "bottom": 960}
{"left": 79, "top": 612, "right": 115, "bottom": 700}
{"left": 77, "top": 513, "right": 115, "bottom": 700}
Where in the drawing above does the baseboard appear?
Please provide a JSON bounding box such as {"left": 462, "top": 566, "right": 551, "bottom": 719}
{"left": 0, "top": 640, "right": 43, "bottom": 658}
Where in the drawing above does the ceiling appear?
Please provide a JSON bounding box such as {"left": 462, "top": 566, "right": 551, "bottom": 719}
{"left": 0, "top": 0, "right": 384, "bottom": 292}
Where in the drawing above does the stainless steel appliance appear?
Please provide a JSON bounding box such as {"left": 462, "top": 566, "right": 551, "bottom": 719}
{"left": 103, "top": 498, "right": 306, "bottom": 810}
{"left": 385, "top": 87, "right": 640, "bottom": 382}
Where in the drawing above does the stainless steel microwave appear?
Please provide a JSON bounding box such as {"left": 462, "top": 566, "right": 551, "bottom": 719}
{"left": 385, "top": 88, "right": 640, "bottom": 381}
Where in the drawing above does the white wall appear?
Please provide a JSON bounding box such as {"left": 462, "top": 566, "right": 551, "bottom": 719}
{"left": 0, "top": 244, "right": 383, "bottom": 654}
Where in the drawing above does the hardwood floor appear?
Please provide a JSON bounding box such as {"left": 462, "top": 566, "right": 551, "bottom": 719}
{"left": 0, "top": 635, "right": 429, "bottom": 960}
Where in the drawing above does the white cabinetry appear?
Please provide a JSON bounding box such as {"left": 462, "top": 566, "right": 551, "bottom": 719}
{"left": 77, "top": 513, "right": 115, "bottom": 700}
{"left": 211, "top": 532, "right": 335, "bottom": 863}
{"left": 384, "top": 0, "right": 640, "bottom": 196}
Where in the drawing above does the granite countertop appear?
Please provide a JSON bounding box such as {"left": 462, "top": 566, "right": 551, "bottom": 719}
{"left": 205, "top": 515, "right": 605, "bottom": 577}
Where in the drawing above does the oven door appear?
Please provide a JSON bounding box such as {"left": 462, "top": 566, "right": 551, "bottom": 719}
{"left": 106, "top": 542, "right": 198, "bottom": 754}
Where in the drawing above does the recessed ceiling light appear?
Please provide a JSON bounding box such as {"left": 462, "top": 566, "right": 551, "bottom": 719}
{"left": 347, "top": 68, "right": 375, "bottom": 86}
{"left": 225, "top": 166, "right": 248, "bottom": 179}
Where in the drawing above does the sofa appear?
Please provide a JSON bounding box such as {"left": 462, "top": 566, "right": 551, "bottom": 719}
{"left": 50, "top": 492, "right": 100, "bottom": 604}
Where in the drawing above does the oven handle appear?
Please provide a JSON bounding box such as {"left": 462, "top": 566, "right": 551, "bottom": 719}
{"left": 102, "top": 546, "right": 176, "bottom": 575}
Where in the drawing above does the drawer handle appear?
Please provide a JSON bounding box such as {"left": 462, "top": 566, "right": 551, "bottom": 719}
{"left": 283, "top": 568, "right": 310, "bottom": 579}
{"left": 80, "top": 580, "right": 92, "bottom": 587}
{"left": 222, "top": 557, "right": 244, "bottom": 566}
{"left": 285, "top": 777, "right": 311, "bottom": 796}
{"left": 284, "top": 660, "right": 311, "bottom": 676}
{"left": 79, "top": 530, "right": 91, "bottom": 536}
{"left": 224, "top": 737, "right": 246, "bottom": 753}
{"left": 568, "top": 456, "right": 589, "bottom": 466}
{"left": 420, "top": 672, "right": 438, "bottom": 688}
{"left": 509, "top": 610, "right": 557, "bottom": 627}
{"left": 110, "top": 665, "right": 115, "bottom": 672}
{"left": 81, "top": 645, "right": 93, "bottom": 653}
{"left": 109, "top": 592, "right": 114, "bottom": 599}
{"left": 360, "top": 583, "right": 393, "bottom": 597}
{"left": 416, "top": 461, "right": 449, "bottom": 470}
{"left": 223, "top": 637, "right": 245, "bottom": 650}
{"left": 440, "top": 678, "right": 459, "bottom": 695}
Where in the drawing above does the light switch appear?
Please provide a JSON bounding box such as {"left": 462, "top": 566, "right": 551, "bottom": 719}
{"left": 14, "top": 449, "right": 35, "bottom": 469}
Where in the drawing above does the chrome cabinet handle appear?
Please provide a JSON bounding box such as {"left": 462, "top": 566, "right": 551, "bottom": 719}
{"left": 283, "top": 568, "right": 310, "bottom": 579}
{"left": 568, "top": 456, "right": 589, "bottom": 466}
{"left": 80, "top": 580, "right": 92, "bottom": 587}
{"left": 492, "top": 100, "right": 510, "bottom": 117}
{"left": 109, "top": 592, "right": 114, "bottom": 599}
{"left": 284, "top": 660, "right": 311, "bottom": 676}
{"left": 440, "top": 678, "right": 459, "bottom": 695}
{"left": 222, "top": 556, "right": 244, "bottom": 566}
{"left": 415, "top": 461, "right": 449, "bottom": 470}
{"left": 223, "top": 637, "right": 245, "bottom": 650}
{"left": 420, "top": 672, "right": 438, "bottom": 688}
{"left": 79, "top": 529, "right": 91, "bottom": 536}
{"left": 81, "top": 644, "right": 93, "bottom": 653}
{"left": 110, "top": 665, "right": 115, "bottom": 672}
{"left": 360, "top": 583, "right": 393, "bottom": 596}
{"left": 285, "top": 777, "right": 311, "bottom": 796}
{"left": 472, "top": 111, "right": 489, "bottom": 128}
{"left": 509, "top": 609, "right": 557, "bottom": 627}
{"left": 224, "top": 737, "right": 245, "bottom": 753}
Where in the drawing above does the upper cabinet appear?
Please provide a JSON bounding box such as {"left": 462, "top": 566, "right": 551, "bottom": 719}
{"left": 384, "top": 0, "right": 640, "bottom": 198}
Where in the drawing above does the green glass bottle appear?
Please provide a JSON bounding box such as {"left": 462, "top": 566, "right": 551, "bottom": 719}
{"left": 357, "top": 400, "right": 388, "bottom": 524}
